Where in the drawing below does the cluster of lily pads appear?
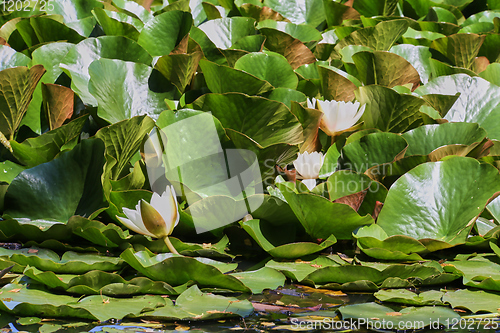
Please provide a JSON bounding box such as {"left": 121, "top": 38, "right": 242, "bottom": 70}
{"left": 0, "top": 0, "right": 500, "bottom": 329}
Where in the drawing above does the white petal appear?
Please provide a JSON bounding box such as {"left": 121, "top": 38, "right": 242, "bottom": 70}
{"left": 307, "top": 98, "right": 317, "bottom": 109}
{"left": 117, "top": 212, "right": 155, "bottom": 237}
{"left": 302, "top": 179, "right": 317, "bottom": 191}
{"left": 150, "top": 186, "right": 179, "bottom": 234}
{"left": 293, "top": 151, "right": 324, "bottom": 179}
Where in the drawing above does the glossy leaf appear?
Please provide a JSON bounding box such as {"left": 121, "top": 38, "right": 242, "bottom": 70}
{"left": 234, "top": 52, "right": 298, "bottom": 89}
{"left": 88, "top": 59, "right": 173, "bottom": 123}
{"left": 60, "top": 36, "right": 152, "bottom": 106}
{"left": 137, "top": 10, "right": 192, "bottom": 56}
{"left": 415, "top": 74, "right": 500, "bottom": 140}
{"left": 191, "top": 93, "right": 303, "bottom": 148}
{"left": 4, "top": 139, "right": 107, "bottom": 222}
{"left": 356, "top": 85, "right": 425, "bottom": 133}
{"left": 377, "top": 157, "right": 500, "bottom": 244}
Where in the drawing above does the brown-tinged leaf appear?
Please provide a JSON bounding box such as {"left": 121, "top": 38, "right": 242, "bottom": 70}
{"left": 259, "top": 28, "right": 316, "bottom": 69}
{"left": 0, "top": 65, "right": 46, "bottom": 139}
{"left": 334, "top": 191, "right": 367, "bottom": 211}
{"left": 8, "top": 288, "right": 21, "bottom": 293}
{"left": 291, "top": 101, "right": 322, "bottom": 153}
{"left": 318, "top": 66, "right": 358, "bottom": 102}
{"left": 27, "top": 249, "right": 38, "bottom": 254}
{"left": 386, "top": 312, "right": 403, "bottom": 316}
{"left": 372, "top": 200, "right": 383, "bottom": 220}
{"left": 41, "top": 83, "right": 74, "bottom": 131}
{"left": 252, "top": 302, "right": 306, "bottom": 313}
{"left": 239, "top": 4, "right": 288, "bottom": 22}
{"left": 0, "top": 37, "right": 9, "bottom": 46}
{"left": 472, "top": 56, "right": 490, "bottom": 74}
{"left": 296, "top": 285, "right": 348, "bottom": 297}
{"left": 170, "top": 33, "right": 190, "bottom": 55}
{"left": 175, "top": 325, "right": 190, "bottom": 330}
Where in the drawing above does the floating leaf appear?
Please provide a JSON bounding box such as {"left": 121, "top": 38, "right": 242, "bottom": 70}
{"left": 430, "top": 33, "right": 485, "bottom": 69}
{"left": 120, "top": 248, "right": 250, "bottom": 292}
{"left": 141, "top": 285, "right": 254, "bottom": 320}
{"left": 0, "top": 247, "right": 123, "bottom": 274}
{"left": 0, "top": 45, "right": 30, "bottom": 70}
{"left": 0, "top": 283, "right": 164, "bottom": 322}
{"left": 443, "top": 289, "right": 500, "bottom": 313}
{"left": 24, "top": 266, "right": 180, "bottom": 296}
{"left": 338, "top": 302, "right": 459, "bottom": 329}
{"left": 230, "top": 267, "right": 286, "bottom": 293}
{"left": 41, "top": 83, "right": 74, "bottom": 131}
{"left": 278, "top": 183, "right": 374, "bottom": 240}
{"left": 377, "top": 157, "right": 500, "bottom": 244}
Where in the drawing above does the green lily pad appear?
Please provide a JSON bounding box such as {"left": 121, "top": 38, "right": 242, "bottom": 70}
{"left": 338, "top": 302, "right": 460, "bottom": 329}
{"left": 141, "top": 285, "right": 254, "bottom": 320}
{"left": 443, "top": 257, "right": 500, "bottom": 291}
{"left": 198, "top": 59, "right": 273, "bottom": 95}
{"left": 443, "top": 289, "right": 500, "bottom": 313}
{"left": 430, "top": 33, "right": 485, "bottom": 69}
{"left": 23, "top": 266, "right": 181, "bottom": 296}
{"left": 191, "top": 93, "right": 303, "bottom": 148}
{"left": 10, "top": 115, "right": 88, "bottom": 167}
{"left": 340, "top": 132, "right": 408, "bottom": 174}
{"left": 402, "top": 122, "right": 487, "bottom": 160}
{"left": 353, "top": 0, "right": 398, "bottom": 16}
{"left": 335, "top": 19, "right": 409, "bottom": 52}
{"left": 377, "top": 157, "right": 500, "bottom": 244}
{"left": 0, "top": 45, "right": 30, "bottom": 70}
{"left": 356, "top": 85, "right": 425, "bottom": 133}
{"left": 155, "top": 52, "right": 203, "bottom": 93}
{"left": 353, "top": 224, "right": 429, "bottom": 261}
{"left": 256, "top": 20, "right": 322, "bottom": 43}
{"left": 265, "top": 256, "right": 341, "bottom": 282}
{"left": 234, "top": 52, "right": 298, "bottom": 89}
{"left": 230, "top": 267, "right": 286, "bottom": 293}
{"left": 120, "top": 248, "right": 250, "bottom": 292}
{"left": 137, "top": 10, "right": 192, "bottom": 56}
{"left": 242, "top": 219, "right": 336, "bottom": 259}
{"left": 389, "top": 44, "right": 433, "bottom": 84}
{"left": 262, "top": 0, "right": 325, "bottom": 26}
{"left": 60, "top": 36, "right": 152, "bottom": 106}
{"left": 0, "top": 283, "right": 164, "bottom": 322}
{"left": 4, "top": 139, "right": 107, "bottom": 222}
{"left": 317, "top": 65, "right": 359, "bottom": 102}
{"left": 89, "top": 58, "right": 175, "bottom": 123}
{"left": 197, "top": 17, "right": 256, "bottom": 50}
{"left": 415, "top": 74, "right": 500, "bottom": 140}
{"left": 327, "top": 170, "right": 372, "bottom": 201}
{"left": 92, "top": 8, "right": 142, "bottom": 41}
{"left": 375, "top": 289, "right": 445, "bottom": 306}
{"left": 306, "top": 262, "right": 458, "bottom": 290}
{"left": 479, "top": 63, "right": 500, "bottom": 86}
{"left": 278, "top": 183, "right": 374, "bottom": 240}
{"left": 0, "top": 247, "right": 123, "bottom": 273}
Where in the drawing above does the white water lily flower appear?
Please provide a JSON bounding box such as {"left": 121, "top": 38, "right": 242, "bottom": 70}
{"left": 117, "top": 186, "right": 180, "bottom": 253}
{"left": 308, "top": 98, "right": 365, "bottom": 136}
{"left": 293, "top": 151, "right": 325, "bottom": 190}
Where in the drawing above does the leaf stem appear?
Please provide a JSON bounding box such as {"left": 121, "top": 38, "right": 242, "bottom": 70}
{"left": 163, "top": 236, "right": 179, "bottom": 255}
